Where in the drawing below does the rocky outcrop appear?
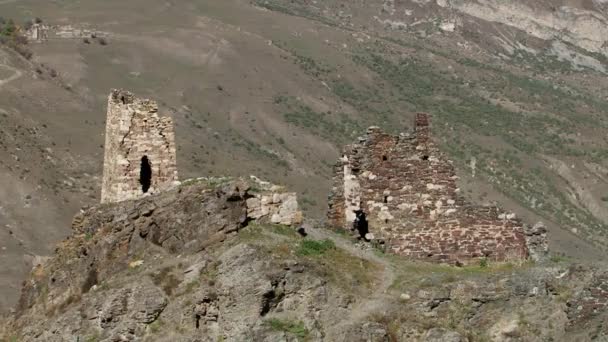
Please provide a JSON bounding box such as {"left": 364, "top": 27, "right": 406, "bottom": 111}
{"left": 1, "top": 176, "right": 364, "bottom": 342}
{"left": 567, "top": 270, "right": 608, "bottom": 333}
{"left": 524, "top": 222, "right": 549, "bottom": 262}
{"left": 2, "top": 176, "right": 608, "bottom": 341}
{"left": 437, "top": 0, "right": 608, "bottom": 57}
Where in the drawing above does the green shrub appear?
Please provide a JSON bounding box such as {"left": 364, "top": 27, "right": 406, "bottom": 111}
{"left": 84, "top": 332, "right": 100, "bottom": 342}
{"left": 149, "top": 319, "right": 164, "bottom": 333}
{"left": 265, "top": 318, "right": 309, "bottom": 338}
{"left": 296, "top": 239, "right": 335, "bottom": 256}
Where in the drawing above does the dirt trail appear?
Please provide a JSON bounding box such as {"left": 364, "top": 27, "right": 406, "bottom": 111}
{"left": 0, "top": 56, "right": 23, "bottom": 88}
{"left": 305, "top": 224, "right": 396, "bottom": 326}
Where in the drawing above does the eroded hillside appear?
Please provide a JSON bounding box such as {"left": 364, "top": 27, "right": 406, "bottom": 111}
{"left": 1, "top": 0, "right": 608, "bottom": 313}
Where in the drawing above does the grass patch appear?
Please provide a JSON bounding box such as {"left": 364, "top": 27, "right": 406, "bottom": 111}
{"left": 389, "top": 259, "right": 523, "bottom": 292}
{"left": 180, "top": 176, "right": 234, "bottom": 188}
{"left": 149, "top": 319, "right": 164, "bottom": 334}
{"left": 274, "top": 95, "right": 362, "bottom": 143}
{"left": 235, "top": 224, "right": 298, "bottom": 248}
{"left": 310, "top": 243, "right": 381, "bottom": 294}
{"left": 265, "top": 318, "right": 309, "bottom": 339}
{"left": 84, "top": 332, "right": 100, "bottom": 342}
{"left": 296, "top": 239, "right": 335, "bottom": 256}
{"left": 270, "top": 224, "right": 299, "bottom": 237}
{"left": 234, "top": 226, "right": 378, "bottom": 293}
{"left": 549, "top": 254, "right": 571, "bottom": 263}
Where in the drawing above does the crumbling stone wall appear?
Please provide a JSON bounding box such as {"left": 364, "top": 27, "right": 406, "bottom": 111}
{"left": 328, "top": 113, "right": 537, "bottom": 265}
{"left": 245, "top": 176, "right": 303, "bottom": 226}
{"left": 101, "top": 89, "right": 178, "bottom": 203}
{"left": 26, "top": 23, "right": 48, "bottom": 42}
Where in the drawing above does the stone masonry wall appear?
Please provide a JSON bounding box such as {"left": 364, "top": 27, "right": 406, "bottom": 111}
{"left": 101, "top": 89, "right": 178, "bottom": 203}
{"left": 328, "top": 113, "right": 533, "bottom": 265}
{"left": 245, "top": 176, "right": 304, "bottom": 226}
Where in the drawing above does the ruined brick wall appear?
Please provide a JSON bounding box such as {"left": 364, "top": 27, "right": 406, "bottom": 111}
{"left": 101, "top": 89, "right": 178, "bottom": 203}
{"left": 328, "top": 113, "right": 530, "bottom": 264}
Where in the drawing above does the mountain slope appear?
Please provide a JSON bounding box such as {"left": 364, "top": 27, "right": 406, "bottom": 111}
{"left": 1, "top": 0, "right": 608, "bottom": 312}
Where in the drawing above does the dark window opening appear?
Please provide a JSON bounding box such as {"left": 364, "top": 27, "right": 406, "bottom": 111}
{"left": 382, "top": 155, "right": 388, "bottom": 161}
{"left": 422, "top": 155, "right": 430, "bottom": 161}
{"left": 352, "top": 210, "right": 369, "bottom": 241}
{"left": 139, "top": 156, "right": 152, "bottom": 193}
{"left": 195, "top": 314, "right": 201, "bottom": 329}
{"left": 383, "top": 196, "right": 388, "bottom": 203}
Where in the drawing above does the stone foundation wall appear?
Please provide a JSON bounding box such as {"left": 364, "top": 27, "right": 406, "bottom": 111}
{"left": 328, "top": 113, "right": 536, "bottom": 265}
{"left": 245, "top": 176, "right": 303, "bottom": 226}
{"left": 101, "top": 89, "right": 178, "bottom": 203}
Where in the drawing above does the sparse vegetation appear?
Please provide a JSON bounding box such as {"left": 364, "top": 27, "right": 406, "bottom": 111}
{"left": 84, "top": 333, "right": 100, "bottom": 342}
{"left": 265, "top": 318, "right": 309, "bottom": 338}
{"left": 148, "top": 319, "right": 165, "bottom": 334}
{"left": 274, "top": 95, "right": 362, "bottom": 143}
{"left": 0, "top": 18, "right": 32, "bottom": 59}
{"left": 296, "top": 239, "right": 335, "bottom": 256}
{"left": 253, "top": 0, "right": 339, "bottom": 27}
{"left": 180, "top": 176, "right": 234, "bottom": 188}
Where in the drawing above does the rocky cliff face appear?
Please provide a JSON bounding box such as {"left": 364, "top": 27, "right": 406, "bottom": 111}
{"left": 437, "top": 0, "right": 608, "bottom": 57}
{"left": 2, "top": 179, "right": 608, "bottom": 341}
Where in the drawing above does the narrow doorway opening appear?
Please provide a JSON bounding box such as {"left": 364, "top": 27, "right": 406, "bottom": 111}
{"left": 353, "top": 210, "right": 369, "bottom": 241}
{"left": 195, "top": 314, "right": 201, "bottom": 329}
{"left": 139, "top": 156, "right": 152, "bottom": 193}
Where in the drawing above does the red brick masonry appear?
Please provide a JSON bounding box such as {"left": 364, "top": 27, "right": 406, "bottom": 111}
{"left": 328, "top": 113, "right": 535, "bottom": 265}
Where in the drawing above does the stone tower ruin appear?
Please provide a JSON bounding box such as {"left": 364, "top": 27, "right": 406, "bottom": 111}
{"left": 328, "top": 113, "right": 546, "bottom": 265}
{"left": 101, "top": 89, "right": 178, "bottom": 203}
